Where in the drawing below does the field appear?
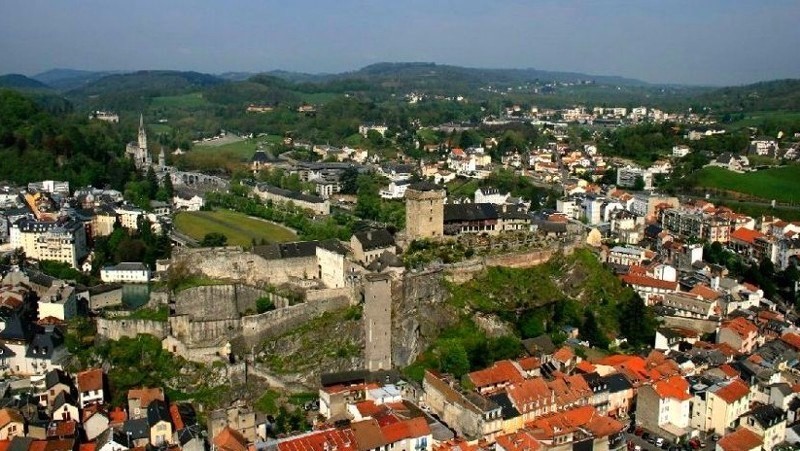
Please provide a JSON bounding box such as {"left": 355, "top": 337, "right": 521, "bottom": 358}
{"left": 694, "top": 165, "right": 800, "bottom": 204}
{"left": 174, "top": 209, "right": 297, "bottom": 247}
{"left": 193, "top": 136, "right": 282, "bottom": 160}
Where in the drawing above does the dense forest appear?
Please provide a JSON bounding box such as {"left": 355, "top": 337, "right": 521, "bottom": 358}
{"left": 0, "top": 89, "right": 136, "bottom": 189}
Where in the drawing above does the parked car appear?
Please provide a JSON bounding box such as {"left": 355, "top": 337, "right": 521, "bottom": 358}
{"left": 635, "top": 427, "right": 644, "bottom": 436}
{"left": 655, "top": 437, "right": 665, "bottom": 447}
{"left": 711, "top": 434, "right": 720, "bottom": 442}
{"left": 642, "top": 432, "right": 651, "bottom": 442}
{"left": 647, "top": 435, "right": 658, "bottom": 445}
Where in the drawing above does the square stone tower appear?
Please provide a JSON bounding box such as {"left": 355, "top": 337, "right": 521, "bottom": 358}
{"left": 404, "top": 181, "right": 445, "bottom": 240}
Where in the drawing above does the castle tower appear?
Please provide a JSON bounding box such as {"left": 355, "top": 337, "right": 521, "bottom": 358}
{"left": 364, "top": 273, "right": 392, "bottom": 371}
{"left": 404, "top": 181, "right": 445, "bottom": 240}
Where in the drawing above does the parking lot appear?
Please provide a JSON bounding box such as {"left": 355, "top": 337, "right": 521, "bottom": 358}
{"left": 623, "top": 423, "right": 718, "bottom": 451}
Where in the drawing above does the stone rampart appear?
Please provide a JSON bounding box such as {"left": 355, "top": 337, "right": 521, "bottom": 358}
{"left": 174, "top": 284, "right": 269, "bottom": 320}
{"left": 172, "top": 247, "right": 318, "bottom": 286}
{"left": 96, "top": 318, "right": 168, "bottom": 341}
{"left": 240, "top": 295, "right": 351, "bottom": 346}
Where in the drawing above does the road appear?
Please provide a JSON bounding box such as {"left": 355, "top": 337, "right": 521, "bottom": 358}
{"left": 623, "top": 432, "right": 716, "bottom": 451}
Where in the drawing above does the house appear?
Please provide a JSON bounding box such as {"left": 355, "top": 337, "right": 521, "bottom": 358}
{"left": 690, "top": 377, "right": 751, "bottom": 434}
{"left": 213, "top": 426, "right": 248, "bottom": 451}
{"left": 82, "top": 407, "right": 110, "bottom": 441}
{"left": 147, "top": 400, "right": 173, "bottom": 446}
{"left": 0, "top": 408, "right": 24, "bottom": 440}
{"left": 636, "top": 375, "right": 692, "bottom": 442}
{"left": 603, "top": 373, "right": 634, "bottom": 418}
{"left": 127, "top": 387, "right": 164, "bottom": 420}
{"left": 716, "top": 427, "right": 762, "bottom": 451}
{"left": 100, "top": 263, "right": 151, "bottom": 284}
{"left": 467, "top": 360, "right": 525, "bottom": 395}
{"left": 76, "top": 368, "right": 105, "bottom": 408}
{"left": 277, "top": 427, "right": 356, "bottom": 451}
{"left": 51, "top": 392, "right": 79, "bottom": 422}
{"left": 710, "top": 153, "right": 750, "bottom": 172}
{"left": 741, "top": 405, "right": 786, "bottom": 451}
{"left": 173, "top": 192, "right": 204, "bottom": 212}
{"left": 95, "top": 428, "right": 130, "bottom": 451}
{"left": 379, "top": 180, "right": 410, "bottom": 200}
{"left": 122, "top": 418, "right": 149, "bottom": 447}
{"left": 350, "top": 229, "right": 396, "bottom": 265}
{"left": 717, "top": 317, "right": 760, "bottom": 354}
{"left": 36, "top": 369, "right": 73, "bottom": 409}
{"left": 422, "top": 370, "right": 502, "bottom": 441}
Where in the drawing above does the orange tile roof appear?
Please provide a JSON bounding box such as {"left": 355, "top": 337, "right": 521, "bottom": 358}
{"left": 29, "top": 441, "right": 47, "bottom": 451}
{"left": 721, "top": 317, "right": 758, "bottom": 340}
{"left": 517, "top": 357, "right": 541, "bottom": 371}
{"left": 433, "top": 438, "right": 478, "bottom": 451}
{"left": 109, "top": 407, "right": 127, "bottom": 425}
{"left": 0, "top": 441, "right": 10, "bottom": 451}
{"left": 730, "top": 228, "right": 765, "bottom": 245}
{"left": 620, "top": 274, "right": 678, "bottom": 291}
{"left": 651, "top": 375, "right": 691, "bottom": 401}
{"left": 689, "top": 284, "right": 721, "bottom": 300}
{"left": 717, "top": 427, "right": 762, "bottom": 451}
{"left": 712, "top": 379, "right": 750, "bottom": 404}
{"left": 79, "top": 444, "right": 96, "bottom": 451}
{"left": 77, "top": 368, "right": 104, "bottom": 393}
{"left": 127, "top": 387, "right": 164, "bottom": 409}
{"left": 780, "top": 332, "right": 800, "bottom": 350}
{"left": 718, "top": 364, "right": 740, "bottom": 378}
{"left": 379, "top": 417, "right": 430, "bottom": 443}
{"left": 575, "top": 360, "right": 596, "bottom": 374}
{"left": 507, "top": 378, "right": 552, "bottom": 411}
{"left": 468, "top": 360, "right": 525, "bottom": 389}
{"left": 0, "top": 408, "right": 24, "bottom": 428}
{"left": 354, "top": 400, "right": 383, "bottom": 418}
{"left": 278, "top": 428, "right": 357, "bottom": 451}
{"left": 214, "top": 427, "right": 249, "bottom": 451}
{"left": 169, "top": 404, "right": 184, "bottom": 431}
{"left": 552, "top": 346, "right": 574, "bottom": 363}
{"left": 495, "top": 430, "right": 542, "bottom": 451}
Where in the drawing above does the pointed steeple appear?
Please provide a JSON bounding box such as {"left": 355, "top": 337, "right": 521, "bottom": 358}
{"left": 139, "top": 113, "right": 144, "bottom": 130}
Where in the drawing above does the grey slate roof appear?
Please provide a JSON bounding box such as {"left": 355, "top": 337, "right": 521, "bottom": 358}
{"left": 354, "top": 229, "right": 395, "bottom": 251}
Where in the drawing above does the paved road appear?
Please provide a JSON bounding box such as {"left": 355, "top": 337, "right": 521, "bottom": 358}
{"left": 623, "top": 432, "right": 717, "bottom": 451}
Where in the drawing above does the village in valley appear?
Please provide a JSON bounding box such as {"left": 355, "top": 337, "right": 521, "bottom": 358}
{"left": 0, "top": 78, "right": 800, "bottom": 451}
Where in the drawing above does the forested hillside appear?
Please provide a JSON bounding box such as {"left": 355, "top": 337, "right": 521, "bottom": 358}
{"left": 0, "top": 89, "right": 135, "bottom": 188}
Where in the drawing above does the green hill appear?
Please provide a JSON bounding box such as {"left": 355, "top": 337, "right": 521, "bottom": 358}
{"left": 696, "top": 79, "right": 800, "bottom": 113}
{"left": 0, "top": 74, "right": 52, "bottom": 90}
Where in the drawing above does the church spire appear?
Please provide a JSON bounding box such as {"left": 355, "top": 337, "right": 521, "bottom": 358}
{"left": 139, "top": 113, "right": 144, "bottom": 130}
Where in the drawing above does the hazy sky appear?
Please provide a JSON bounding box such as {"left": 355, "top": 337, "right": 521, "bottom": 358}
{"left": 1, "top": 0, "right": 798, "bottom": 86}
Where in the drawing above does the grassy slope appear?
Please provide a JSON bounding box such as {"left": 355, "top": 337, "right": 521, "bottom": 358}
{"left": 694, "top": 166, "right": 800, "bottom": 203}
{"left": 174, "top": 209, "right": 297, "bottom": 246}
{"left": 193, "top": 136, "right": 282, "bottom": 160}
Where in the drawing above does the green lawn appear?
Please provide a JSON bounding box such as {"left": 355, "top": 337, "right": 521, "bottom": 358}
{"left": 151, "top": 92, "right": 209, "bottom": 108}
{"left": 193, "top": 137, "right": 280, "bottom": 160}
{"left": 694, "top": 165, "right": 800, "bottom": 203}
{"left": 174, "top": 209, "right": 297, "bottom": 247}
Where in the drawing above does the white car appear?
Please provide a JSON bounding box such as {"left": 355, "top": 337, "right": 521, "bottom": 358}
{"left": 655, "top": 438, "right": 665, "bottom": 447}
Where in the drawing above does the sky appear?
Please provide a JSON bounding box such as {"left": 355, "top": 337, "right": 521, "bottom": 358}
{"left": 1, "top": 0, "right": 798, "bottom": 86}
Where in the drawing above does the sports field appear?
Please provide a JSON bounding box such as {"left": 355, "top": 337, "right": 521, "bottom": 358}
{"left": 174, "top": 210, "right": 296, "bottom": 247}
{"left": 694, "top": 165, "right": 800, "bottom": 203}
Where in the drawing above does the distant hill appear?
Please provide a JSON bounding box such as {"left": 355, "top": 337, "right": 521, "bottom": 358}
{"left": 265, "top": 62, "right": 650, "bottom": 90}
{"left": 65, "top": 70, "right": 226, "bottom": 111}
{"left": 695, "top": 79, "right": 800, "bottom": 112}
{"left": 0, "top": 74, "right": 51, "bottom": 90}
{"left": 32, "top": 68, "right": 126, "bottom": 91}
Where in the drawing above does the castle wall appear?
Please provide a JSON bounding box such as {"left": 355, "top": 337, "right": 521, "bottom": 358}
{"left": 174, "top": 284, "right": 268, "bottom": 320}
{"left": 172, "top": 247, "right": 318, "bottom": 286}
{"left": 96, "top": 317, "right": 168, "bottom": 341}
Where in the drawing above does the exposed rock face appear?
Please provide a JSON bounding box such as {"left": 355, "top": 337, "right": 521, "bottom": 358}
{"left": 391, "top": 269, "right": 459, "bottom": 367}
{"left": 473, "top": 313, "right": 516, "bottom": 338}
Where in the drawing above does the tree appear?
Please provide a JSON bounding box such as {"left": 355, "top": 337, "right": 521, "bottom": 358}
{"left": 340, "top": 167, "right": 360, "bottom": 194}
{"left": 437, "top": 339, "right": 470, "bottom": 378}
{"left": 145, "top": 166, "right": 159, "bottom": 199}
{"left": 580, "top": 311, "right": 609, "bottom": 349}
{"left": 618, "top": 294, "right": 658, "bottom": 347}
{"left": 256, "top": 297, "right": 276, "bottom": 313}
{"left": 201, "top": 232, "right": 228, "bottom": 247}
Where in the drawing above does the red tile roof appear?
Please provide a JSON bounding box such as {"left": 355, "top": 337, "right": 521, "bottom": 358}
{"left": 651, "top": 375, "right": 691, "bottom": 401}
{"left": 780, "top": 332, "right": 800, "bottom": 350}
{"left": 468, "top": 360, "right": 524, "bottom": 389}
{"left": 718, "top": 364, "right": 740, "bottom": 378}
{"left": 717, "top": 428, "right": 762, "bottom": 451}
{"left": 730, "top": 228, "right": 765, "bottom": 245}
{"left": 620, "top": 274, "right": 678, "bottom": 291}
{"left": 77, "top": 368, "right": 104, "bottom": 393}
{"left": 495, "top": 430, "right": 542, "bottom": 451}
{"left": 552, "top": 347, "right": 574, "bottom": 363}
{"left": 721, "top": 317, "right": 758, "bottom": 340}
{"left": 169, "top": 404, "right": 184, "bottom": 431}
{"left": 214, "top": 427, "right": 249, "bottom": 451}
{"left": 689, "top": 284, "right": 721, "bottom": 300}
{"left": 517, "top": 357, "right": 540, "bottom": 371}
{"left": 278, "top": 428, "right": 357, "bottom": 451}
{"left": 712, "top": 378, "right": 750, "bottom": 404}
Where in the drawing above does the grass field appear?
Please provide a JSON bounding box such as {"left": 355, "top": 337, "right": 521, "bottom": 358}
{"left": 725, "top": 111, "right": 800, "bottom": 130}
{"left": 174, "top": 210, "right": 296, "bottom": 247}
{"left": 694, "top": 165, "right": 800, "bottom": 203}
{"left": 193, "top": 136, "right": 282, "bottom": 160}
{"left": 151, "top": 92, "right": 209, "bottom": 108}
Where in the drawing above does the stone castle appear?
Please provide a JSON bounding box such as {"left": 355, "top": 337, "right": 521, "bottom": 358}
{"left": 404, "top": 181, "right": 445, "bottom": 240}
